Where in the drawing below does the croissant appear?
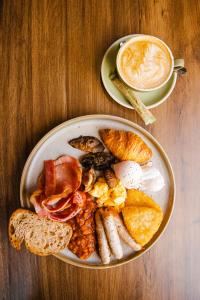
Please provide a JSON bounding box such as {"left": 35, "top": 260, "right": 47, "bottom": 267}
{"left": 99, "top": 129, "right": 152, "bottom": 164}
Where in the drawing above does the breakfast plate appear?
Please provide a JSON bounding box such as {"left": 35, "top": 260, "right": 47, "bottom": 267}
{"left": 101, "top": 34, "right": 178, "bottom": 109}
{"left": 20, "top": 115, "right": 175, "bottom": 269}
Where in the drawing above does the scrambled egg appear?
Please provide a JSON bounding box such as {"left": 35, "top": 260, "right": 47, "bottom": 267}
{"left": 89, "top": 177, "right": 127, "bottom": 209}
{"left": 89, "top": 177, "right": 109, "bottom": 198}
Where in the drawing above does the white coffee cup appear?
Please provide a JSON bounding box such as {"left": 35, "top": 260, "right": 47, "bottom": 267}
{"left": 116, "top": 34, "right": 184, "bottom": 92}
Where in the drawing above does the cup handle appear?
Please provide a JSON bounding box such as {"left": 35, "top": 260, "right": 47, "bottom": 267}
{"left": 174, "top": 58, "right": 187, "bottom": 75}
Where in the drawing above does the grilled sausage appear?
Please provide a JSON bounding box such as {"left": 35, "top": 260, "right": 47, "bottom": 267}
{"left": 95, "top": 210, "right": 111, "bottom": 264}
{"left": 113, "top": 212, "right": 142, "bottom": 251}
{"left": 101, "top": 209, "right": 123, "bottom": 259}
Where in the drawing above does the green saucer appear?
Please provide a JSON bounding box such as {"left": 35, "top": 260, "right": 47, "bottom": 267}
{"left": 101, "top": 34, "right": 177, "bottom": 109}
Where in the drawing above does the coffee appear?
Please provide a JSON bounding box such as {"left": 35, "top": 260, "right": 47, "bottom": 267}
{"left": 117, "top": 36, "right": 173, "bottom": 90}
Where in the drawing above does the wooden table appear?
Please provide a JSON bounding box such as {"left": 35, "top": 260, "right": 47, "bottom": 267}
{"left": 1, "top": 1, "right": 199, "bottom": 299}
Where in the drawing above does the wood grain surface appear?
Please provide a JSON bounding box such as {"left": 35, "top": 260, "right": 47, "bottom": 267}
{"left": 0, "top": 0, "right": 200, "bottom": 299}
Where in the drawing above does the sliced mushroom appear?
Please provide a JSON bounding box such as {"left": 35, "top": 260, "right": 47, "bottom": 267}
{"left": 80, "top": 152, "right": 116, "bottom": 170}
{"left": 68, "top": 136, "right": 105, "bottom": 153}
{"left": 82, "top": 168, "right": 96, "bottom": 192}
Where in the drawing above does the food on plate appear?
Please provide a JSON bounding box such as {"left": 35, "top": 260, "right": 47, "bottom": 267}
{"left": 68, "top": 136, "right": 105, "bottom": 153}
{"left": 95, "top": 208, "right": 141, "bottom": 264}
{"left": 123, "top": 190, "right": 163, "bottom": 246}
{"left": 80, "top": 152, "right": 116, "bottom": 170}
{"left": 140, "top": 165, "right": 165, "bottom": 192}
{"left": 112, "top": 211, "right": 142, "bottom": 251}
{"left": 122, "top": 206, "right": 163, "bottom": 246}
{"left": 30, "top": 156, "right": 84, "bottom": 222}
{"left": 100, "top": 208, "right": 123, "bottom": 259}
{"left": 46, "top": 192, "right": 86, "bottom": 222}
{"left": 31, "top": 189, "right": 86, "bottom": 222}
{"left": 126, "top": 189, "right": 162, "bottom": 212}
{"left": 99, "top": 128, "right": 152, "bottom": 164}
{"left": 14, "top": 123, "right": 167, "bottom": 265}
{"left": 104, "top": 181, "right": 126, "bottom": 206}
{"left": 68, "top": 194, "right": 96, "bottom": 259}
{"left": 29, "top": 154, "right": 97, "bottom": 260}
{"left": 142, "top": 175, "right": 165, "bottom": 192}
{"left": 89, "top": 177, "right": 126, "bottom": 208}
{"left": 113, "top": 161, "right": 164, "bottom": 192}
{"left": 113, "top": 161, "right": 143, "bottom": 189}
{"left": 9, "top": 209, "right": 72, "bottom": 256}
{"left": 44, "top": 155, "right": 82, "bottom": 198}
{"left": 95, "top": 210, "right": 111, "bottom": 264}
{"left": 88, "top": 177, "right": 109, "bottom": 198}
{"left": 29, "top": 189, "right": 48, "bottom": 217}
{"left": 82, "top": 168, "right": 96, "bottom": 192}
{"left": 104, "top": 168, "right": 118, "bottom": 188}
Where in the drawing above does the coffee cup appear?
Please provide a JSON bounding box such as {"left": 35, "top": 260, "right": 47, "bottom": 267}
{"left": 116, "top": 34, "right": 184, "bottom": 92}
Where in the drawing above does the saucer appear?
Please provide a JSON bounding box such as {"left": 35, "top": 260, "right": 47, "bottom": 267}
{"left": 101, "top": 34, "right": 177, "bottom": 109}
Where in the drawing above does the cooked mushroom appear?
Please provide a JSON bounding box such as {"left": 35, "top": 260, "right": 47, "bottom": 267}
{"left": 80, "top": 152, "right": 116, "bottom": 170}
{"left": 82, "top": 168, "right": 96, "bottom": 192}
{"left": 68, "top": 136, "right": 105, "bottom": 153}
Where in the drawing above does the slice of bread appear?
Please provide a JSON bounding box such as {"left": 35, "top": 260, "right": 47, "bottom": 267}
{"left": 9, "top": 208, "right": 72, "bottom": 256}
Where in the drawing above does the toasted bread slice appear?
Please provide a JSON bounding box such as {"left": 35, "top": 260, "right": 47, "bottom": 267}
{"left": 9, "top": 208, "right": 72, "bottom": 256}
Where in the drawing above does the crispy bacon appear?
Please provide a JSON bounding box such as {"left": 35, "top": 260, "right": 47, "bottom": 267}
{"left": 37, "top": 173, "right": 45, "bottom": 189}
{"left": 43, "top": 156, "right": 82, "bottom": 202}
{"left": 53, "top": 155, "right": 82, "bottom": 194}
{"left": 44, "top": 160, "right": 56, "bottom": 196}
{"left": 30, "top": 156, "right": 85, "bottom": 222}
{"left": 48, "top": 191, "right": 86, "bottom": 221}
{"left": 49, "top": 204, "right": 81, "bottom": 222}
{"left": 42, "top": 195, "right": 72, "bottom": 213}
{"left": 71, "top": 191, "right": 86, "bottom": 208}
{"left": 30, "top": 189, "right": 48, "bottom": 217}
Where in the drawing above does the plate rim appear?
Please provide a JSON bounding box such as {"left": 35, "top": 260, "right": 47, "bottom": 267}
{"left": 20, "top": 114, "right": 176, "bottom": 269}
{"left": 101, "top": 34, "right": 178, "bottom": 110}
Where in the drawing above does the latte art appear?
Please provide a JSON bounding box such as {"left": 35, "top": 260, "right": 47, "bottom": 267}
{"left": 118, "top": 38, "right": 172, "bottom": 90}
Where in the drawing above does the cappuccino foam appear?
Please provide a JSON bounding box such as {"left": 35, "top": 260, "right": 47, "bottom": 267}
{"left": 118, "top": 38, "right": 172, "bottom": 89}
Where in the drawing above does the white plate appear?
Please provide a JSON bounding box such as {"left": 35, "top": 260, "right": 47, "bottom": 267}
{"left": 20, "top": 115, "right": 175, "bottom": 269}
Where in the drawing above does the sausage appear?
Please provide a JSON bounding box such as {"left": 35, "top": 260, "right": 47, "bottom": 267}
{"left": 104, "top": 169, "right": 118, "bottom": 188}
{"left": 112, "top": 212, "right": 142, "bottom": 251}
{"left": 101, "top": 209, "right": 123, "bottom": 259}
{"left": 95, "top": 210, "right": 111, "bottom": 264}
